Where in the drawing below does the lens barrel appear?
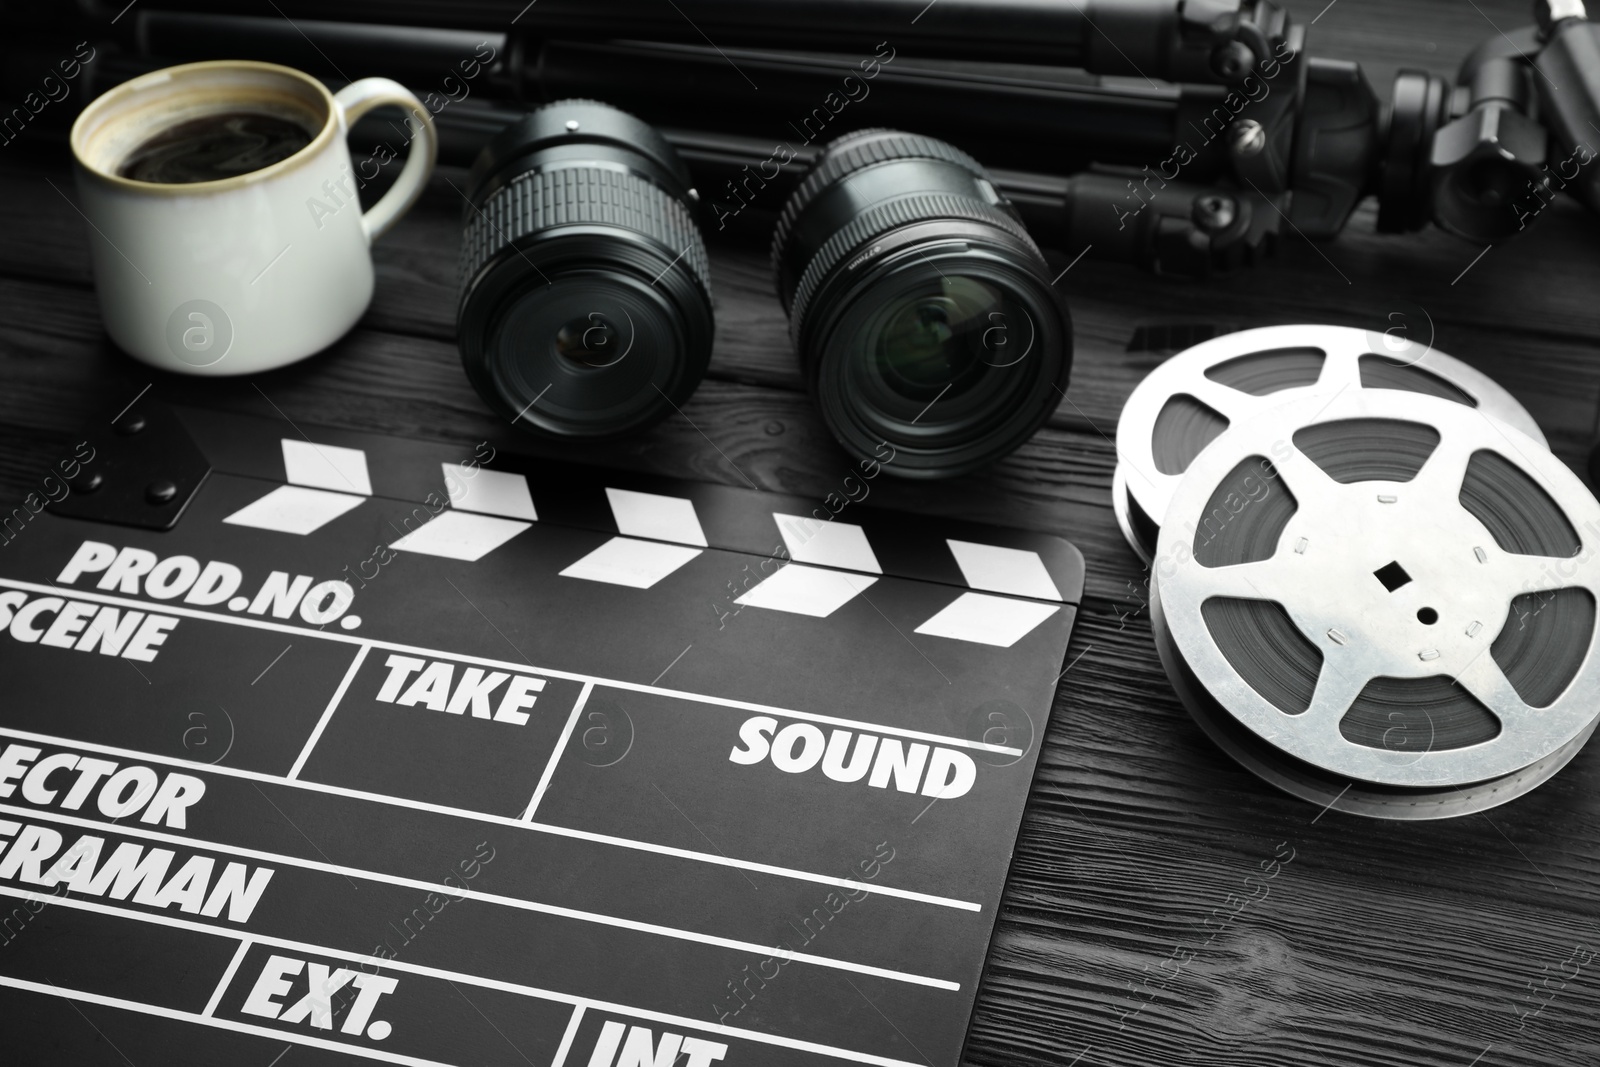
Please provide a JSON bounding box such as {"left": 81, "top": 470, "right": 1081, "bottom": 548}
{"left": 457, "top": 100, "right": 713, "bottom": 439}
{"left": 773, "top": 129, "right": 1071, "bottom": 479}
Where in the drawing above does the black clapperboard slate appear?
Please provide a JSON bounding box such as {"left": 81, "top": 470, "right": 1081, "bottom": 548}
{"left": 0, "top": 400, "right": 1082, "bottom": 1067}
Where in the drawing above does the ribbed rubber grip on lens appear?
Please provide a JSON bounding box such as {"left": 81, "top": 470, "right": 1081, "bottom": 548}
{"left": 770, "top": 129, "right": 989, "bottom": 273}
{"left": 787, "top": 192, "right": 1043, "bottom": 343}
{"left": 457, "top": 165, "right": 710, "bottom": 297}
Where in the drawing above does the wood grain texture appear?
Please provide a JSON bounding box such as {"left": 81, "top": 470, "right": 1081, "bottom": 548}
{"left": 5, "top": 2, "right": 1600, "bottom": 1064}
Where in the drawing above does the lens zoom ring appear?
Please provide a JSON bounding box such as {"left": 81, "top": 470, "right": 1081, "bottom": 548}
{"left": 771, "top": 130, "right": 989, "bottom": 272}
{"left": 458, "top": 166, "right": 710, "bottom": 298}
{"left": 788, "top": 192, "right": 1043, "bottom": 342}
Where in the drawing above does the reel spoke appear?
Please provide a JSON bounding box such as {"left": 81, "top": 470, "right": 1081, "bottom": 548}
{"left": 1312, "top": 341, "right": 1366, "bottom": 392}
{"left": 1265, "top": 444, "right": 1340, "bottom": 503}
{"left": 1406, "top": 432, "right": 1476, "bottom": 506}
{"left": 1304, "top": 659, "right": 1374, "bottom": 724}
{"left": 1453, "top": 652, "right": 1534, "bottom": 726}
{"left": 1492, "top": 552, "right": 1587, "bottom": 598}
{"left": 1184, "top": 556, "right": 1303, "bottom": 608}
{"left": 1183, "top": 376, "right": 1269, "bottom": 423}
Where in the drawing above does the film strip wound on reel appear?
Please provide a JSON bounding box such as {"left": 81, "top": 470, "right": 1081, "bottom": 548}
{"left": 0, "top": 401, "right": 1082, "bottom": 1067}
{"left": 1113, "top": 324, "right": 1548, "bottom": 562}
{"left": 1151, "top": 390, "right": 1600, "bottom": 820}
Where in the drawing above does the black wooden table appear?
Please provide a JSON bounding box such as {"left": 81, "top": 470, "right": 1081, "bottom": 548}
{"left": 5, "top": 1, "right": 1600, "bottom": 1064}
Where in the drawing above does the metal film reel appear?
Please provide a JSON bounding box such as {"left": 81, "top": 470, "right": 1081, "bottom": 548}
{"left": 1151, "top": 390, "right": 1600, "bottom": 819}
{"left": 1113, "top": 325, "right": 1547, "bottom": 562}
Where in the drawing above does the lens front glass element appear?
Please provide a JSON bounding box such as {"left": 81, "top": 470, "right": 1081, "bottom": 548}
{"left": 847, "top": 271, "right": 1037, "bottom": 430}
{"left": 872, "top": 275, "right": 1006, "bottom": 398}
{"left": 485, "top": 273, "right": 680, "bottom": 436}
{"left": 815, "top": 253, "right": 1063, "bottom": 477}
{"left": 556, "top": 313, "right": 625, "bottom": 368}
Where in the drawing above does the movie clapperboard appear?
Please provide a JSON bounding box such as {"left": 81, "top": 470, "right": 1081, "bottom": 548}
{"left": 0, "top": 400, "right": 1082, "bottom": 1067}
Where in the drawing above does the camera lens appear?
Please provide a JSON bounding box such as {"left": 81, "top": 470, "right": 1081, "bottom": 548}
{"left": 457, "top": 100, "right": 713, "bottom": 438}
{"left": 773, "top": 129, "right": 1071, "bottom": 479}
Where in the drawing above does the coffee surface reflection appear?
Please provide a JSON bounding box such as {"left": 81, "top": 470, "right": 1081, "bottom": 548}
{"left": 117, "top": 112, "right": 314, "bottom": 184}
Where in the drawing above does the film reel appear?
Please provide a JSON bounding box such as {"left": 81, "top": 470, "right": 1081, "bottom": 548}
{"left": 1151, "top": 390, "right": 1600, "bottom": 819}
{"left": 1113, "top": 325, "right": 1547, "bottom": 562}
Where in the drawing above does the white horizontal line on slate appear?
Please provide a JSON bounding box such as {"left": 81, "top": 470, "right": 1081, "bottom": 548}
{"left": 0, "top": 803, "right": 960, "bottom": 993}
{"left": 0, "top": 579, "right": 1024, "bottom": 756}
{"left": 0, "top": 892, "right": 939, "bottom": 1067}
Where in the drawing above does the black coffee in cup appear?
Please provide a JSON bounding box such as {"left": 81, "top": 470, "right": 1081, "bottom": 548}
{"left": 117, "top": 111, "right": 314, "bottom": 184}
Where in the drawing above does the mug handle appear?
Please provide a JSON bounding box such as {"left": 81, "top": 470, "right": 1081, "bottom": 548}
{"left": 332, "top": 78, "right": 438, "bottom": 244}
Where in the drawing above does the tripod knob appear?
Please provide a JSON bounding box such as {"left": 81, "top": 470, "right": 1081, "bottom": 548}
{"left": 1428, "top": 51, "right": 1549, "bottom": 242}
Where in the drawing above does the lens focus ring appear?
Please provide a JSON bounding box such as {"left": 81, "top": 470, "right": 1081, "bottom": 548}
{"left": 770, "top": 129, "right": 988, "bottom": 274}
{"left": 787, "top": 191, "right": 1042, "bottom": 349}
{"left": 458, "top": 165, "right": 710, "bottom": 301}
{"left": 771, "top": 127, "right": 1072, "bottom": 479}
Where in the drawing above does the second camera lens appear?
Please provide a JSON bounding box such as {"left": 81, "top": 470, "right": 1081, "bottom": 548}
{"left": 773, "top": 129, "right": 1071, "bottom": 479}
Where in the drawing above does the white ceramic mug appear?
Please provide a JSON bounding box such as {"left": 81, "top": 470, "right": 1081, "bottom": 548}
{"left": 70, "top": 60, "right": 437, "bottom": 376}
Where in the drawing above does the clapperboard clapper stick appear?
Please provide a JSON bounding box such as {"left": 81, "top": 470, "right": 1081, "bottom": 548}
{"left": 0, "top": 397, "right": 1082, "bottom": 1067}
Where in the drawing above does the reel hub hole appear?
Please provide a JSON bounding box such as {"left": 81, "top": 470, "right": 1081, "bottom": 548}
{"left": 1373, "top": 561, "right": 1412, "bottom": 592}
